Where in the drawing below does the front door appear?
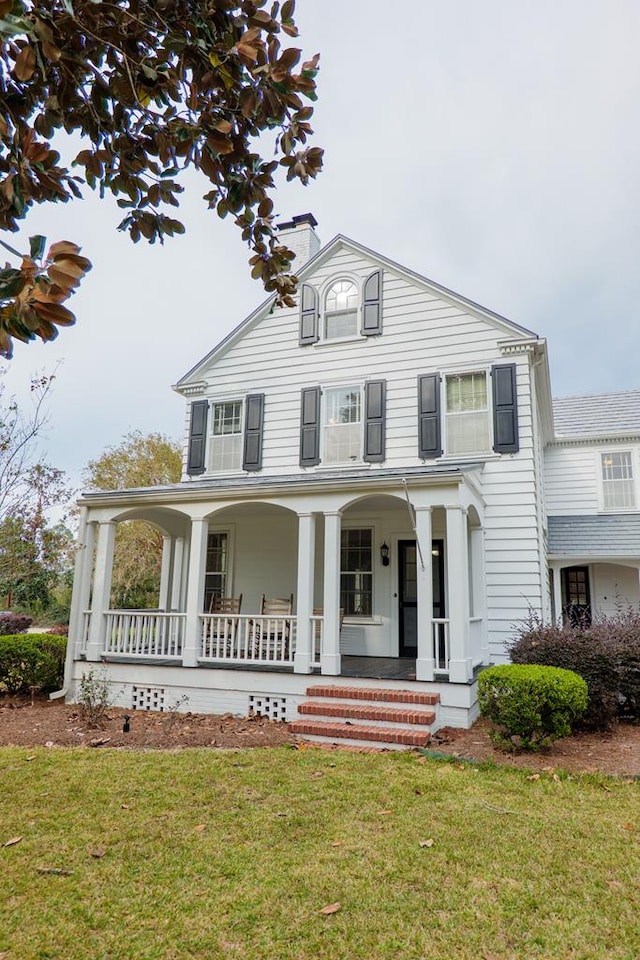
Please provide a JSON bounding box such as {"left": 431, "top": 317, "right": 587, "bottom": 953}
{"left": 561, "top": 566, "right": 591, "bottom": 626}
{"left": 398, "top": 539, "right": 445, "bottom": 657}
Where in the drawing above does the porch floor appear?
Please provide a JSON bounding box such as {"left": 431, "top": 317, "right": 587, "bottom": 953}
{"left": 341, "top": 656, "right": 416, "bottom": 681}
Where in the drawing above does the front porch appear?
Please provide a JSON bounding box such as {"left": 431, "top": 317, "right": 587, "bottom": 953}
{"left": 64, "top": 470, "right": 491, "bottom": 726}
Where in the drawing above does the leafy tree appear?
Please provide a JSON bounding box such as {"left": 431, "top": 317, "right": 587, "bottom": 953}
{"left": 83, "top": 430, "right": 182, "bottom": 608}
{"left": 0, "top": 368, "right": 74, "bottom": 612}
{"left": 0, "top": 0, "right": 322, "bottom": 358}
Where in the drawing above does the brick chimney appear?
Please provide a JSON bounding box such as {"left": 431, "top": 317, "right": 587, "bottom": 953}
{"left": 277, "top": 213, "right": 321, "bottom": 268}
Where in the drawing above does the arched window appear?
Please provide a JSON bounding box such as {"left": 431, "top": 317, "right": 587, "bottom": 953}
{"left": 325, "top": 279, "right": 358, "bottom": 339}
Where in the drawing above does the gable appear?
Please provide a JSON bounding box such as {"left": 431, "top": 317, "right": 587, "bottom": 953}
{"left": 174, "top": 234, "right": 538, "bottom": 393}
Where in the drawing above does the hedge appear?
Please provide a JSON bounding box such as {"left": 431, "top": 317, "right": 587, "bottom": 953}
{"left": 0, "top": 634, "right": 67, "bottom": 695}
{"left": 478, "top": 663, "right": 588, "bottom": 751}
{"left": 510, "top": 612, "right": 640, "bottom": 729}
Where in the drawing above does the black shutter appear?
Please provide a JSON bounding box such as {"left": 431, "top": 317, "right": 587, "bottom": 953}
{"left": 418, "top": 374, "right": 442, "bottom": 459}
{"left": 242, "top": 393, "right": 265, "bottom": 471}
{"left": 187, "top": 400, "right": 208, "bottom": 475}
{"left": 363, "top": 380, "right": 386, "bottom": 462}
{"left": 361, "top": 269, "right": 382, "bottom": 336}
{"left": 492, "top": 363, "right": 519, "bottom": 453}
{"left": 299, "top": 283, "right": 319, "bottom": 345}
{"left": 300, "top": 386, "right": 321, "bottom": 466}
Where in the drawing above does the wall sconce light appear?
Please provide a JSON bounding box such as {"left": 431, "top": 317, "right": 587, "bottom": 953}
{"left": 380, "top": 542, "right": 390, "bottom": 566}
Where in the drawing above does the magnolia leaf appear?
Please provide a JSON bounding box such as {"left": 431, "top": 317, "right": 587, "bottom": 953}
{"left": 319, "top": 902, "right": 341, "bottom": 915}
{"left": 13, "top": 44, "right": 36, "bottom": 82}
{"left": 47, "top": 240, "right": 82, "bottom": 258}
{"left": 419, "top": 838, "right": 435, "bottom": 848}
{"left": 3, "top": 836, "right": 23, "bottom": 847}
{"left": 89, "top": 846, "right": 107, "bottom": 858}
{"left": 29, "top": 235, "right": 46, "bottom": 261}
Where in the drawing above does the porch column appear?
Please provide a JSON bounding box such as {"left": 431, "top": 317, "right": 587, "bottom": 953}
{"left": 470, "top": 524, "right": 489, "bottom": 664}
{"left": 415, "top": 506, "right": 434, "bottom": 682}
{"left": 183, "top": 518, "right": 209, "bottom": 667}
{"left": 158, "top": 535, "right": 173, "bottom": 611}
{"left": 551, "top": 565, "right": 562, "bottom": 624}
{"left": 64, "top": 510, "right": 94, "bottom": 669}
{"left": 170, "top": 537, "right": 186, "bottom": 612}
{"left": 322, "top": 511, "right": 341, "bottom": 675}
{"left": 294, "top": 512, "right": 315, "bottom": 674}
{"left": 446, "top": 506, "right": 472, "bottom": 683}
{"left": 86, "top": 520, "right": 116, "bottom": 661}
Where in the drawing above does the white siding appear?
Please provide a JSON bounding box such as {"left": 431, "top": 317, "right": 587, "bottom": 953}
{"left": 544, "top": 445, "right": 599, "bottom": 514}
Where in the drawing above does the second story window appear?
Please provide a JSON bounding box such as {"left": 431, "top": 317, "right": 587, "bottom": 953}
{"left": 209, "top": 400, "right": 243, "bottom": 472}
{"left": 601, "top": 451, "right": 635, "bottom": 510}
{"left": 445, "top": 372, "right": 490, "bottom": 455}
{"left": 324, "top": 386, "right": 361, "bottom": 463}
{"left": 325, "top": 280, "right": 358, "bottom": 339}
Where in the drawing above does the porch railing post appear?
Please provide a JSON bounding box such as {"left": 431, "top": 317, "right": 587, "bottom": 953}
{"left": 158, "top": 535, "right": 173, "bottom": 611}
{"left": 322, "top": 511, "right": 341, "bottom": 675}
{"left": 294, "top": 512, "right": 315, "bottom": 673}
{"left": 446, "top": 505, "right": 472, "bottom": 682}
{"left": 183, "top": 517, "right": 209, "bottom": 667}
{"left": 415, "top": 505, "right": 434, "bottom": 681}
{"left": 86, "top": 520, "right": 116, "bottom": 661}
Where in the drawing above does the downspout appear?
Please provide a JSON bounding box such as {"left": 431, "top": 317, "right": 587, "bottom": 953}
{"left": 50, "top": 506, "right": 88, "bottom": 700}
{"left": 401, "top": 478, "right": 426, "bottom": 571}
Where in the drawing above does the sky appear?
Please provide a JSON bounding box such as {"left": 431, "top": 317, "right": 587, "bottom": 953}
{"left": 3, "top": 0, "right": 640, "bottom": 492}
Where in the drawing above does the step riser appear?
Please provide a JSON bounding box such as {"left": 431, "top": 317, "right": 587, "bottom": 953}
{"left": 306, "top": 684, "right": 439, "bottom": 706}
{"left": 290, "top": 720, "right": 430, "bottom": 747}
{"left": 298, "top": 703, "right": 436, "bottom": 726}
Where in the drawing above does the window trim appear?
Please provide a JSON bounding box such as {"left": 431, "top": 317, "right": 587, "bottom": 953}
{"left": 314, "top": 273, "right": 365, "bottom": 345}
{"left": 203, "top": 526, "right": 236, "bottom": 612}
{"left": 442, "top": 367, "right": 493, "bottom": 458}
{"left": 340, "top": 525, "right": 374, "bottom": 618}
{"left": 598, "top": 448, "right": 637, "bottom": 513}
{"left": 207, "top": 397, "right": 245, "bottom": 475}
{"left": 321, "top": 382, "right": 364, "bottom": 465}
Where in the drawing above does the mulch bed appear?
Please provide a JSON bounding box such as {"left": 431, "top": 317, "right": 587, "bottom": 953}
{"left": 0, "top": 696, "right": 638, "bottom": 778}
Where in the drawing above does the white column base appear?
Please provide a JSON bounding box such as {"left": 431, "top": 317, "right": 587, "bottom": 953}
{"left": 320, "top": 652, "right": 341, "bottom": 676}
{"left": 416, "top": 657, "right": 435, "bottom": 682}
{"left": 448, "top": 658, "right": 473, "bottom": 684}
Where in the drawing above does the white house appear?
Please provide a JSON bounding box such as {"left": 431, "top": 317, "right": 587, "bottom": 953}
{"left": 61, "top": 215, "right": 640, "bottom": 746}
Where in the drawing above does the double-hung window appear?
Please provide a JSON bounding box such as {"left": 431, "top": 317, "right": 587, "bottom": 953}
{"left": 601, "top": 451, "right": 635, "bottom": 510}
{"left": 325, "top": 280, "right": 358, "bottom": 339}
{"left": 204, "top": 531, "right": 229, "bottom": 611}
{"left": 340, "top": 528, "right": 373, "bottom": 616}
{"left": 209, "top": 400, "right": 243, "bottom": 472}
{"left": 445, "top": 372, "right": 491, "bottom": 455}
{"left": 324, "top": 386, "right": 362, "bottom": 463}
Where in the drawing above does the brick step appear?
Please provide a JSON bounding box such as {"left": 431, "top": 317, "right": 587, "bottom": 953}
{"left": 306, "top": 684, "right": 439, "bottom": 706}
{"left": 289, "top": 719, "right": 431, "bottom": 748}
{"left": 298, "top": 701, "right": 436, "bottom": 726}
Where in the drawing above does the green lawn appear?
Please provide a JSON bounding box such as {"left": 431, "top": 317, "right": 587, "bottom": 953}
{"left": 0, "top": 747, "right": 638, "bottom": 960}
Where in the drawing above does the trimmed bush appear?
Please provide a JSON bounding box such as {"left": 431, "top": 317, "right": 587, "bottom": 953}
{"left": 510, "top": 612, "right": 640, "bottom": 729}
{"left": 478, "top": 663, "right": 588, "bottom": 751}
{"left": 0, "top": 613, "right": 32, "bottom": 636}
{"left": 0, "top": 634, "right": 67, "bottom": 695}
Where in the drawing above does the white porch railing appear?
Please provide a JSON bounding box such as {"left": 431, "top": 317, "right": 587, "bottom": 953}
{"left": 81, "top": 610, "right": 91, "bottom": 656}
{"left": 432, "top": 618, "right": 450, "bottom": 673}
{"left": 104, "top": 611, "right": 185, "bottom": 658}
{"left": 200, "top": 614, "right": 298, "bottom": 665}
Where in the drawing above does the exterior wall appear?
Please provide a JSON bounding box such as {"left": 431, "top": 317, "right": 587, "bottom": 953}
{"left": 544, "top": 445, "right": 600, "bottom": 514}
{"left": 592, "top": 562, "right": 640, "bottom": 615}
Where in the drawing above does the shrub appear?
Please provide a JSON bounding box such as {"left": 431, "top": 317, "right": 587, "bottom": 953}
{"left": 77, "top": 669, "right": 113, "bottom": 728}
{"left": 478, "top": 663, "right": 588, "bottom": 751}
{"left": 510, "top": 612, "right": 640, "bottom": 729}
{"left": 0, "top": 634, "right": 67, "bottom": 695}
{"left": 0, "top": 613, "right": 32, "bottom": 635}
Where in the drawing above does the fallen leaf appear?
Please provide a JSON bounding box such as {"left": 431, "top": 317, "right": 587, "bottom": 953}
{"left": 45, "top": 740, "right": 54, "bottom": 748}
{"left": 25, "top": 755, "right": 36, "bottom": 762}
{"left": 331, "top": 841, "right": 343, "bottom": 847}
{"left": 36, "top": 866, "right": 72, "bottom": 876}
{"left": 623, "top": 824, "right": 634, "bottom": 831}
{"left": 3, "top": 836, "right": 23, "bottom": 847}
{"left": 378, "top": 809, "right": 392, "bottom": 815}
{"left": 89, "top": 846, "right": 106, "bottom": 858}
{"left": 319, "top": 902, "right": 341, "bottom": 915}
{"left": 419, "top": 838, "right": 435, "bottom": 848}
{"left": 89, "top": 737, "right": 111, "bottom": 748}
{"left": 121, "top": 803, "right": 130, "bottom": 810}
{"left": 194, "top": 824, "right": 206, "bottom": 833}
{"left": 526, "top": 774, "right": 540, "bottom": 781}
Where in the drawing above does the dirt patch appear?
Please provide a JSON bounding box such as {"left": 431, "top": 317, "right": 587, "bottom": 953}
{"left": 0, "top": 697, "right": 638, "bottom": 777}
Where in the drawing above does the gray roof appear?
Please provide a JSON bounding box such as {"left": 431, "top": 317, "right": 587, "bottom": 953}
{"left": 548, "top": 514, "right": 640, "bottom": 558}
{"left": 553, "top": 391, "right": 640, "bottom": 438}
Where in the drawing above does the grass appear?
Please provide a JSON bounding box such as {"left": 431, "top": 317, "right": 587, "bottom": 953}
{"left": 0, "top": 747, "right": 638, "bottom": 960}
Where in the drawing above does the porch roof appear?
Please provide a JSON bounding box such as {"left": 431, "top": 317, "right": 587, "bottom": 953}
{"left": 78, "top": 463, "right": 485, "bottom": 508}
{"left": 547, "top": 514, "right": 640, "bottom": 559}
